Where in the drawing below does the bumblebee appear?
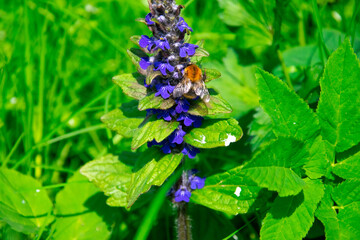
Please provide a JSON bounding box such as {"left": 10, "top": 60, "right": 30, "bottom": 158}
{"left": 173, "top": 64, "right": 210, "bottom": 102}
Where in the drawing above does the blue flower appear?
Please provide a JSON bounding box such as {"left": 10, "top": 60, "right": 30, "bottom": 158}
{"left": 177, "top": 113, "right": 203, "bottom": 127}
{"left": 177, "top": 17, "right": 193, "bottom": 32}
{"left": 168, "top": 125, "right": 186, "bottom": 144}
{"left": 139, "top": 57, "right": 152, "bottom": 70}
{"left": 139, "top": 35, "right": 155, "bottom": 51}
{"left": 175, "top": 98, "right": 190, "bottom": 114}
{"left": 145, "top": 13, "right": 155, "bottom": 25}
{"left": 155, "top": 38, "right": 170, "bottom": 50}
{"left": 190, "top": 176, "right": 205, "bottom": 190}
{"left": 182, "top": 144, "right": 200, "bottom": 159}
{"left": 148, "top": 108, "right": 176, "bottom": 121}
{"left": 154, "top": 61, "right": 175, "bottom": 76}
{"left": 174, "top": 187, "right": 191, "bottom": 202}
{"left": 155, "top": 83, "right": 175, "bottom": 99}
{"left": 161, "top": 141, "right": 177, "bottom": 154}
{"left": 179, "top": 43, "right": 198, "bottom": 58}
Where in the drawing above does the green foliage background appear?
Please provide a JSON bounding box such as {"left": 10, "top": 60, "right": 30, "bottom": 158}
{"left": 0, "top": 0, "right": 359, "bottom": 239}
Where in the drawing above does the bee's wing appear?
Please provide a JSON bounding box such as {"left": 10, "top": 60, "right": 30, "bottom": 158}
{"left": 173, "top": 78, "right": 192, "bottom": 98}
{"left": 194, "top": 81, "right": 210, "bottom": 102}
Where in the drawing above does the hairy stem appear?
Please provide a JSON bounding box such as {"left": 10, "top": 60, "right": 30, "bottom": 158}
{"left": 177, "top": 202, "right": 192, "bottom": 240}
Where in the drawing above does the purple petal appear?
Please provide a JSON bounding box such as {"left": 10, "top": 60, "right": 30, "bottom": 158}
{"left": 179, "top": 47, "right": 187, "bottom": 58}
{"left": 190, "top": 176, "right": 206, "bottom": 190}
{"left": 139, "top": 35, "right": 151, "bottom": 48}
{"left": 183, "top": 117, "right": 194, "bottom": 127}
{"left": 174, "top": 188, "right": 191, "bottom": 202}
{"left": 139, "top": 58, "right": 151, "bottom": 70}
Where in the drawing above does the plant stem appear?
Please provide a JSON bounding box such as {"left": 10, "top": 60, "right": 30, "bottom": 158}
{"left": 349, "top": 0, "right": 360, "bottom": 46}
{"left": 277, "top": 49, "right": 294, "bottom": 90}
{"left": 311, "top": 0, "right": 330, "bottom": 59}
{"left": 177, "top": 202, "right": 192, "bottom": 240}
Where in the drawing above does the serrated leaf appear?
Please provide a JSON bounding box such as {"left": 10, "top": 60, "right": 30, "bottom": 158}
{"left": 256, "top": 68, "right": 320, "bottom": 142}
{"left": 315, "top": 186, "right": 341, "bottom": 240}
{"left": 187, "top": 95, "right": 232, "bottom": 116}
{"left": 127, "top": 153, "right": 182, "bottom": 207}
{"left": 80, "top": 155, "right": 132, "bottom": 207}
{"left": 131, "top": 117, "right": 179, "bottom": 150}
{"left": 317, "top": 39, "right": 360, "bottom": 152}
{"left": 332, "top": 179, "right": 360, "bottom": 207}
{"left": 260, "top": 179, "right": 324, "bottom": 240}
{"left": 0, "top": 168, "right": 54, "bottom": 234}
{"left": 204, "top": 68, "right": 221, "bottom": 82}
{"left": 138, "top": 93, "right": 175, "bottom": 111}
{"left": 51, "top": 172, "right": 113, "bottom": 240}
{"left": 191, "top": 166, "right": 266, "bottom": 215}
{"left": 112, "top": 73, "right": 147, "bottom": 100}
{"left": 338, "top": 202, "right": 360, "bottom": 239}
{"left": 332, "top": 151, "right": 360, "bottom": 179}
{"left": 304, "top": 136, "right": 333, "bottom": 179}
{"left": 101, "top": 101, "right": 145, "bottom": 138}
{"left": 242, "top": 137, "right": 308, "bottom": 197}
{"left": 184, "top": 118, "right": 242, "bottom": 148}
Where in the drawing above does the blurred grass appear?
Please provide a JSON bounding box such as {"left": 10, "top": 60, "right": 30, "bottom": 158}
{"left": 0, "top": 0, "right": 359, "bottom": 239}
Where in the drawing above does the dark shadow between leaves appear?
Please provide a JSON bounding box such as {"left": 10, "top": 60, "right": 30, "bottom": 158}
{"left": 270, "top": 190, "right": 305, "bottom": 219}
{"left": 119, "top": 100, "right": 146, "bottom": 118}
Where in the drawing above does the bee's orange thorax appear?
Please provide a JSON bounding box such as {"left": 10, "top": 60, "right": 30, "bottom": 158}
{"left": 184, "top": 64, "right": 202, "bottom": 83}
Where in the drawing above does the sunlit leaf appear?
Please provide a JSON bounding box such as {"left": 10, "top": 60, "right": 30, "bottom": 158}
{"left": 51, "top": 172, "right": 113, "bottom": 240}
{"left": 317, "top": 39, "right": 360, "bottom": 152}
{"left": 0, "top": 168, "right": 53, "bottom": 234}
{"left": 131, "top": 117, "right": 179, "bottom": 150}
{"left": 101, "top": 101, "right": 145, "bottom": 138}
{"left": 256, "top": 68, "right": 320, "bottom": 142}
{"left": 332, "top": 151, "right": 360, "bottom": 179}
{"left": 188, "top": 95, "right": 232, "bottom": 116}
{"left": 112, "top": 73, "right": 147, "bottom": 100}
{"left": 242, "top": 137, "right": 308, "bottom": 197}
{"left": 184, "top": 118, "right": 242, "bottom": 148}
{"left": 204, "top": 68, "right": 221, "bottom": 82}
{"left": 191, "top": 166, "right": 266, "bottom": 215}
{"left": 138, "top": 93, "right": 175, "bottom": 111}
{"left": 260, "top": 179, "right": 324, "bottom": 240}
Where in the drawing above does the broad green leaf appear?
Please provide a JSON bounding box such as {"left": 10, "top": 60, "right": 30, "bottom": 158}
{"left": 187, "top": 95, "right": 232, "bottom": 116}
{"left": 332, "top": 179, "right": 360, "bottom": 207}
{"left": 191, "top": 166, "right": 265, "bottom": 215}
{"left": 317, "top": 39, "right": 360, "bottom": 152}
{"left": 338, "top": 202, "right": 360, "bottom": 239}
{"left": 184, "top": 118, "right": 242, "bottom": 148}
{"left": 315, "top": 186, "right": 340, "bottom": 240}
{"left": 51, "top": 172, "right": 113, "bottom": 240}
{"left": 80, "top": 154, "right": 132, "bottom": 207}
{"left": 138, "top": 93, "right": 175, "bottom": 111}
{"left": 242, "top": 137, "right": 308, "bottom": 197}
{"left": 332, "top": 151, "right": 360, "bottom": 179}
{"left": 112, "top": 73, "right": 147, "bottom": 100}
{"left": 191, "top": 47, "right": 209, "bottom": 63}
{"left": 131, "top": 117, "right": 179, "bottom": 150}
{"left": 256, "top": 68, "right": 320, "bottom": 142}
{"left": 127, "top": 153, "right": 182, "bottom": 207}
{"left": 248, "top": 107, "right": 275, "bottom": 151}
{"left": 304, "top": 136, "right": 333, "bottom": 179}
{"left": 204, "top": 68, "right": 221, "bottom": 82}
{"left": 101, "top": 101, "right": 145, "bottom": 138}
{"left": 0, "top": 168, "right": 53, "bottom": 234}
{"left": 260, "top": 179, "right": 324, "bottom": 240}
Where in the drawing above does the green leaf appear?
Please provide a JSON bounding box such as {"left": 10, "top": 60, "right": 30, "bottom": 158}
{"left": 191, "top": 166, "right": 265, "bottom": 215}
{"left": 0, "top": 168, "right": 53, "bottom": 234}
{"left": 184, "top": 118, "right": 242, "bottom": 148}
{"left": 101, "top": 101, "right": 145, "bottom": 138}
{"left": 242, "top": 137, "right": 308, "bottom": 197}
{"left": 248, "top": 107, "right": 275, "bottom": 151}
{"left": 317, "top": 39, "right": 360, "bottom": 152}
{"left": 112, "top": 73, "right": 147, "bottom": 100}
{"left": 146, "top": 70, "right": 162, "bottom": 85}
{"left": 332, "top": 179, "right": 360, "bottom": 207}
{"left": 260, "top": 179, "right": 324, "bottom": 240}
{"left": 187, "top": 95, "right": 232, "bottom": 116}
{"left": 338, "top": 202, "right": 360, "bottom": 239}
{"left": 51, "top": 172, "right": 112, "bottom": 240}
{"left": 332, "top": 151, "right": 360, "bottom": 179}
{"left": 256, "top": 68, "right": 320, "bottom": 142}
{"left": 127, "top": 153, "right": 182, "bottom": 207}
{"left": 131, "top": 117, "right": 179, "bottom": 150}
{"left": 315, "top": 186, "right": 340, "bottom": 240}
{"left": 204, "top": 68, "right": 221, "bottom": 82}
{"left": 80, "top": 154, "right": 133, "bottom": 207}
{"left": 304, "top": 136, "right": 333, "bottom": 179}
{"left": 127, "top": 48, "right": 149, "bottom": 74}
{"left": 191, "top": 47, "right": 209, "bottom": 63}
{"left": 138, "top": 93, "right": 175, "bottom": 111}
